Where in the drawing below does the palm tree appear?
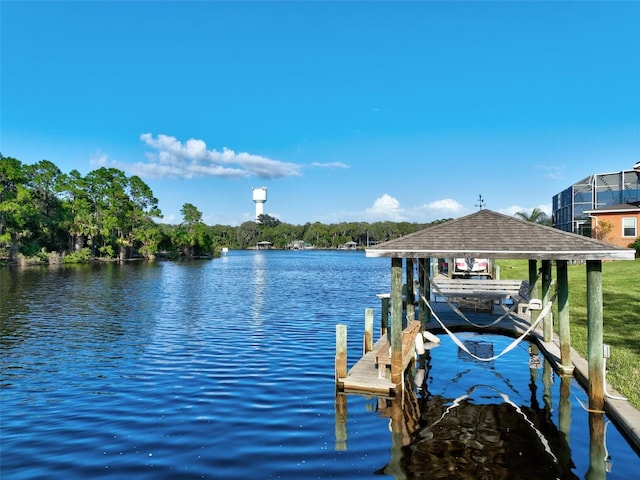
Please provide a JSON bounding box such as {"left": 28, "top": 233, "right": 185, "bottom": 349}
{"left": 515, "top": 208, "right": 551, "bottom": 226}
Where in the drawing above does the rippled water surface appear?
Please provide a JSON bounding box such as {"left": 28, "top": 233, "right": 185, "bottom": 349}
{"left": 1, "top": 251, "right": 638, "bottom": 479}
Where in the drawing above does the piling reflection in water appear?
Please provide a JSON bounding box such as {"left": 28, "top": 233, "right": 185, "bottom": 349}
{"left": 586, "top": 412, "right": 607, "bottom": 480}
{"left": 335, "top": 335, "right": 628, "bottom": 480}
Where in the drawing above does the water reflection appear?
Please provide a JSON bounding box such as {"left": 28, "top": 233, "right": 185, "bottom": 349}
{"left": 586, "top": 412, "right": 607, "bottom": 480}
{"left": 251, "top": 252, "right": 267, "bottom": 325}
{"left": 335, "top": 338, "right": 627, "bottom": 480}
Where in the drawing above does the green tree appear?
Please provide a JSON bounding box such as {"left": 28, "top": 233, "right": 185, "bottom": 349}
{"left": 515, "top": 208, "right": 551, "bottom": 225}
{"left": 24, "top": 159, "right": 67, "bottom": 252}
{"left": 0, "top": 156, "right": 36, "bottom": 261}
{"left": 303, "top": 222, "right": 330, "bottom": 248}
{"left": 257, "top": 213, "right": 281, "bottom": 228}
{"left": 58, "top": 169, "right": 91, "bottom": 252}
{"left": 236, "top": 221, "right": 261, "bottom": 249}
{"left": 128, "top": 175, "right": 162, "bottom": 259}
{"left": 175, "top": 203, "right": 209, "bottom": 257}
{"left": 84, "top": 167, "right": 132, "bottom": 259}
{"left": 593, "top": 220, "right": 613, "bottom": 243}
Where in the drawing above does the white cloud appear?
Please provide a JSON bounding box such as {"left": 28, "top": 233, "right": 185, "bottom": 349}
{"left": 404, "top": 198, "right": 464, "bottom": 221}
{"left": 535, "top": 163, "right": 566, "bottom": 180}
{"left": 309, "top": 161, "right": 349, "bottom": 169}
{"left": 323, "top": 195, "right": 466, "bottom": 223}
{"left": 500, "top": 205, "right": 526, "bottom": 216}
{"left": 314, "top": 194, "right": 470, "bottom": 224}
{"left": 365, "top": 194, "right": 407, "bottom": 221}
{"left": 423, "top": 198, "right": 464, "bottom": 213}
{"left": 135, "top": 133, "right": 303, "bottom": 179}
{"left": 89, "top": 151, "right": 109, "bottom": 168}
{"left": 500, "top": 203, "right": 552, "bottom": 217}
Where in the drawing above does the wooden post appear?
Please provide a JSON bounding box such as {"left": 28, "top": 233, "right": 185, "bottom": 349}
{"left": 405, "top": 258, "right": 415, "bottom": 321}
{"left": 335, "top": 324, "right": 347, "bottom": 385}
{"left": 541, "top": 260, "right": 553, "bottom": 342}
{"left": 528, "top": 259, "right": 538, "bottom": 296}
{"left": 418, "top": 258, "right": 427, "bottom": 325}
{"left": 586, "top": 260, "right": 604, "bottom": 411}
{"left": 364, "top": 308, "right": 373, "bottom": 354}
{"left": 391, "top": 257, "right": 403, "bottom": 385}
{"left": 556, "top": 260, "right": 573, "bottom": 374}
{"left": 380, "top": 295, "right": 390, "bottom": 336}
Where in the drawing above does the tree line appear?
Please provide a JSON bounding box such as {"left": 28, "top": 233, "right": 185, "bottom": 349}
{"left": 1, "top": 155, "right": 449, "bottom": 265}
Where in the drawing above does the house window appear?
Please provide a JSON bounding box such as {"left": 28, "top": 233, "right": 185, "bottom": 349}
{"left": 622, "top": 217, "right": 637, "bottom": 237}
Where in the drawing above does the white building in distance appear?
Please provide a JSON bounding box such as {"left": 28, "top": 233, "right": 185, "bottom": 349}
{"left": 252, "top": 186, "right": 267, "bottom": 222}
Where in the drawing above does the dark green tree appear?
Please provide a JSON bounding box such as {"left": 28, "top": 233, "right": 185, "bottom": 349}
{"left": 128, "top": 175, "right": 162, "bottom": 259}
{"left": 24, "top": 159, "right": 67, "bottom": 252}
{"left": 257, "top": 213, "right": 281, "bottom": 228}
{"left": 0, "top": 156, "right": 36, "bottom": 260}
{"left": 236, "top": 221, "right": 261, "bottom": 249}
{"left": 175, "top": 203, "right": 210, "bottom": 257}
{"left": 515, "top": 208, "right": 551, "bottom": 226}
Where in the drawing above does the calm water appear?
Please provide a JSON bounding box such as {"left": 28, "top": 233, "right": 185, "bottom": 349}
{"left": 1, "top": 250, "right": 638, "bottom": 479}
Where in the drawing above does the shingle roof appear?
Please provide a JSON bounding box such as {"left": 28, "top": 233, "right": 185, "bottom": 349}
{"left": 584, "top": 203, "right": 640, "bottom": 214}
{"left": 365, "top": 209, "right": 636, "bottom": 261}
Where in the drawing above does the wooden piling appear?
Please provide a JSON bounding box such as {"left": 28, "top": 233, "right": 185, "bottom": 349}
{"left": 364, "top": 308, "right": 373, "bottom": 354}
{"left": 586, "top": 260, "right": 604, "bottom": 411}
{"left": 529, "top": 260, "right": 538, "bottom": 298}
{"left": 405, "top": 258, "right": 415, "bottom": 322}
{"left": 556, "top": 260, "right": 573, "bottom": 373}
{"left": 418, "top": 258, "right": 427, "bottom": 325}
{"left": 391, "top": 258, "right": 403, "bottom": 385}
{"left": 528, "top": 259, "right": 538, "bottom": 321}
{"left": 380, "top": 295, "right": 390, "bottom": 336}
{"left": 541, "top": 260, "right": 553, "bottom": 342}
{"left": 335, "top": 324, "right": 347, "bottom": 384}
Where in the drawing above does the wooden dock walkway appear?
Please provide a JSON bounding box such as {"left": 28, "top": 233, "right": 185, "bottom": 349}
{"left": 338, "top": 302, "right": 535, "bottom": 397}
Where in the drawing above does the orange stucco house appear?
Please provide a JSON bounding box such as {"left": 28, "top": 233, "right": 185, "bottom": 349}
{"left": 585, "top": 202, "right": 640, "bottom": 248}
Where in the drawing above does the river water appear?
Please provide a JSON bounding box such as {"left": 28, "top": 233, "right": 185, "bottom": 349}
{"left": 1, "top": 250, "right": 638, "bottom": 479}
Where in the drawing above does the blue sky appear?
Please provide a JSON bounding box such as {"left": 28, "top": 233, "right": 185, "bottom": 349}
{"left": 2, "top": 1, "right": 639, "bottom": 226}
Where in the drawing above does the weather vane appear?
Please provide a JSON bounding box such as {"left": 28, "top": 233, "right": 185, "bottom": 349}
{"left": 476, "top": 194, "right": 485, "bottom": 210}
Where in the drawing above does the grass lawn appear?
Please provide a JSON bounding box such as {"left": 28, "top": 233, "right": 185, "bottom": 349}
{"left": 497, "top": 258, "right": 640, "bottom": 409}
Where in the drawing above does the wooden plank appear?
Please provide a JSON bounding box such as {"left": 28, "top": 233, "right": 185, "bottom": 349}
{"left": 432, "top": 279, "right": 528, "bottom": 306}
{"left": 375, "top": 320, "right": 421, "bottom": 374}
{"left": 339, "top": 338, "right": 395, "bottom": 395}
{"left": 433, "top": 279, "right": 524, "bottom": 292}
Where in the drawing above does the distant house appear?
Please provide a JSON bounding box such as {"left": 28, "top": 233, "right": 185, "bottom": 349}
{"left": 290, "top": 240, "right": 306, "bottom": 250}
{"left": 584, "top": 202, "right": 640, "bottom": 248}
{"left": 338, "top": 241, "right": 359, "bottom": 250}
{"left": 255, "top": 241, "right": 273, "bottom": 250}
{"left": 552, "top": 164, "right": 640, "bottom": 236}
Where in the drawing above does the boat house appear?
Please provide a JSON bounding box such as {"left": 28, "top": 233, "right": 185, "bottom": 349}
{"left": 358, "top": 209, "right": 636, "bottom": 414}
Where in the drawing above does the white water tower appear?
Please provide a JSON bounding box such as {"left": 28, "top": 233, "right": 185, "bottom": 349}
{"left": 252, "top": 186, "right": 267, "bottom": 222}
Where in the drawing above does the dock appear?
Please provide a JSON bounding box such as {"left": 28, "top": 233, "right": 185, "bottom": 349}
{"left": 337, "top": 300, "right": 534, "bottom": 396}
{"left": 336, "top": 298, "right": 640, "bottom": 452}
